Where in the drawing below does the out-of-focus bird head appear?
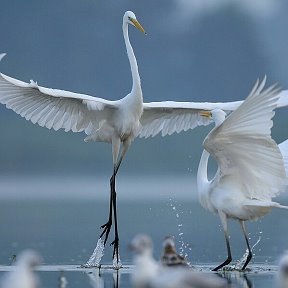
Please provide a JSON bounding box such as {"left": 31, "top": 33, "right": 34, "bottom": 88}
{"left": 129, "top": 234, "right": 153, "bottom": 256}
{"left": 16, "top": 250, "right": 42, "bottom": 269}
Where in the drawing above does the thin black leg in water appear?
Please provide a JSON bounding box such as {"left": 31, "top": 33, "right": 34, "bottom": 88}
{"left": 110, "top": 172, "right": 120, "bottom": 262}
{"left": 213, "top": 231, "right": 232, "bottom": 271}
{"left": 99, "top": 175, "right": 114, "bottom": 245}
{"left": 240, "top": 221, "right": 252, "bottom": 270}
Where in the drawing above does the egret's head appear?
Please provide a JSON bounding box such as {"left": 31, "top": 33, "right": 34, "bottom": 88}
{"left": 162, "top": 236, "right": 176, "bottom": 253}
{"left": 200, "top": 109, "right": 227, "bottom": 127}
{"left": 129, "top": 234, "right": 153, "bottom": 256}
{"left": 16, "top": 250, "right": 42, "bottom": 269}
{"left": 124, "top": 11, "right": 146, "bottom": 34}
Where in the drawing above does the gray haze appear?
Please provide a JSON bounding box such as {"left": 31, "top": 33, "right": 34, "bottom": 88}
{"left": 0, "top": 0, "right": 287, "bottom": 177}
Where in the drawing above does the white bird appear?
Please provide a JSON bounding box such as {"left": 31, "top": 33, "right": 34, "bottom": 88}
{"left": 197, "top": 78, "right": 288, "bottom": 271}
{"left": 130, "top": 234, "right": 230, "bottom": 288}
{"left": 277, "top": 252, "right": 288, "bottom": 288}
{"left": 0, "top": 250, "right": 41, "bottom": 288}
{"left": 160, "top": 236, "right": 189, "bottom": 267}
{"left": 2, "top": 27, "right": 288, "bottom": 263}
{"left": 1, "top": 11, "right": 146, "bottom": 262}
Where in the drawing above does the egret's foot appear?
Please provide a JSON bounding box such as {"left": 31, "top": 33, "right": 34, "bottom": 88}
{"left": 212, "top": 256, "right": 232, "bottom": 271}
{"left": 111, "top": 237, "right": 120, "bottom": 262}
{"left": 100, "top": 220, "right": 112, "bottom": 245}
{"left": 111, "top": 238, "right": 122, "bottom": 270}
{"left": 241, "top": 251, "right": 252, "bottom": 271}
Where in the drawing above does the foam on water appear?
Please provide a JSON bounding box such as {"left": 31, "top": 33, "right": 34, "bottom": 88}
{"left": 113, "top": 253, "right": 123, "bottom": 270}
{"left": 84, "top": 238, "right": 105, "bottom": 268}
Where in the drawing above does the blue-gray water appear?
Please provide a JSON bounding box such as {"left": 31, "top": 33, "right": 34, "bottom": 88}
{"left": 0, "top": 176, "right": 287, "bottom": 287}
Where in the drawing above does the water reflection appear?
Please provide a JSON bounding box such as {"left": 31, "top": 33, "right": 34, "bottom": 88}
{"left": 58, "top": 272, "right": 68, "bottom": 288}
{"left": 87, "top": 269, "right": 119, "bottom": 288}
{"left": 222, "top": 272, "right": 253, "bottom": 288}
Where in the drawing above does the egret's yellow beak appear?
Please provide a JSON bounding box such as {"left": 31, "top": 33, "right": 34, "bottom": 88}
{"left": 200, "top": 110, "right": 212, "bottom": 118}
{"left": 130, "top": 17, "right": 147, "bottom": 35}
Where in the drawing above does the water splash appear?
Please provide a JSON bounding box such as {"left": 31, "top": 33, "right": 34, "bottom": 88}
{"left": 169, "top": 198, "right": 192, "bottom": 265}
{"left": 113, "top": 253, "right": 122, "bottom": 270}
{"left": 84, "top": 238, "right": 105, "bottom": 268}
{"left": 234, "top": 236, "right": 262, "bottom": 270}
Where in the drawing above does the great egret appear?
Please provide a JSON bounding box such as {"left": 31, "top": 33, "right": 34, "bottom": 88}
{"left": 0, "top": 250, "right": 41, "bottom": 288}
{"left": 1, "top": 25, "right": 288, "bottom": 265}
{"left": 0, "top": 11, "right": 146, "bottom": 263}
{"left": 130, "top": 234, "right": 229, "bottom": 288}
{"left": 160, "top": 236, "right": 189, "bottom": 267}
{"left": 197, "top": 78, "right": 288, "bottom": 271}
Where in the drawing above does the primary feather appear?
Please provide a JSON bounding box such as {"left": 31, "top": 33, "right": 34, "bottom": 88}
{"left": 203, "top": 80, "right": 285, "bottom": 201}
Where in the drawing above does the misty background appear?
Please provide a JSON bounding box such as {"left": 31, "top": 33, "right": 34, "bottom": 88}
{"left": 0, "top": 0, "right": 287, "bottom": 197}
{"left": 1, "top": 0, "right": 288, "bottom": 274}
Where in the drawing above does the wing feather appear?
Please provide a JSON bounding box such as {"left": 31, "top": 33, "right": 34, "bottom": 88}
{"left": 204, "top": 79, "right": 286, "bottom": 200}
{"left": 139, "top": 85, "right": 288, "bottom": 138}
{"left": 279, "top": 139, "right": 288, "bottom": 177}
{"left": 0, "top": 73, "right": 117, "bottom": 135}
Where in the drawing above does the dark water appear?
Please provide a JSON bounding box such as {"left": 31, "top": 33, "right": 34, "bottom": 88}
{"left": 0, "top": 178, "right": 287, "bottom": 287}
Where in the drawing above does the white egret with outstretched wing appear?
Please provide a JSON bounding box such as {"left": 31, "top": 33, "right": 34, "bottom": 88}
{"left": 197, "top": 78, "right": 288, "bottom": 271}
{"left": 0, "top": 11, "right": 147, "bottom": 265}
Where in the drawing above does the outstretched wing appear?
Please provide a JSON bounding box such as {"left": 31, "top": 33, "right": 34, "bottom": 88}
{"left": 279, "top": 139, "right": 288, "bottom": 176}
{"left": 0, "top": 73, "right": 117, "bottom": 134}
{"left": 204, "top": 78, "right": 286, "bottom": 200}
{"left": 139, "top": 90, "right": 288, "bottom": 138}
{"left": 139, "top": 101, "right": 241, "bottom": 138}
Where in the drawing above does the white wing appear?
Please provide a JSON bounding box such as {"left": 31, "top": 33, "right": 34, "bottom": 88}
{"left": 279, "top": 139, "right": 288, "bottom": 176}
{"left": 0, "top": 73, "right": 117, "bottom": 134}
{"left": 139, "top": 89, "right": 288, "bottom": 138}
{"left": 204, "top": 79, "right": 286, "bottom": 200}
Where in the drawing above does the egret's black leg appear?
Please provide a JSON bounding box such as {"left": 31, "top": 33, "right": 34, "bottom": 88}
{"left": 110, "top": 169, "right": 120, "bottom": 262}
{"left": 99, "top": 174, "right": 114, "bottom": 245}
{"left": 240, "top": 221, "right": 252, "bottom": 270}
{"left": 109, "top": 142, "right": 129, "bottom": 263}
{"left": 213, "top": 211, "right": 232, "bottom": 271}
{"left": 212, "top": 231, "right": 232, "bottom": 271}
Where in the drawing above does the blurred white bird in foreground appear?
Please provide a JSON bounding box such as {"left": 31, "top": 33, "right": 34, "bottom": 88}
{"left": 0, "top": 250, "right": 41, "bottom": 288}
{"left": 130, "top": 234, "right": 229, "bottom": 288}
{"left": 160, "top": 236, "right": 189, "bottom": 267}
{"left": 277, "top": 252, "right": 288, "bottom": 288}
{"left": 198, "top": 78, "right": 288, "bottom": 271}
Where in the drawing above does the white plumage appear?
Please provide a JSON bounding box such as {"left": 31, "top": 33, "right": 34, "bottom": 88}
{"left": 130, "top": 234, "right": 229, "bottom": 288}
{"left": 1, "top": 70, "right": 288, "bottom": 141}
{"left": 0, "top": 250, "right": 41, "bottom": 288}
{"left": 279, "top": 139, "right": 288, "bottom": 177}
{"left": 197, "top": 78, "right": 288, "bottom": 271}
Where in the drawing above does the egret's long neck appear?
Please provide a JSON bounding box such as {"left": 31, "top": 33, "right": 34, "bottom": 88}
{"left": 197, "top": 149, "right": 210, "bottom": 194}
{"left": 123, "top": 22, "right": 141, "bottom": 94}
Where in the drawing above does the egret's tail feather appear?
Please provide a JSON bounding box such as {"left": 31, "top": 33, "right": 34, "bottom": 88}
{"left": 243, "top": 199, "right": 288, "bottom": 209}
